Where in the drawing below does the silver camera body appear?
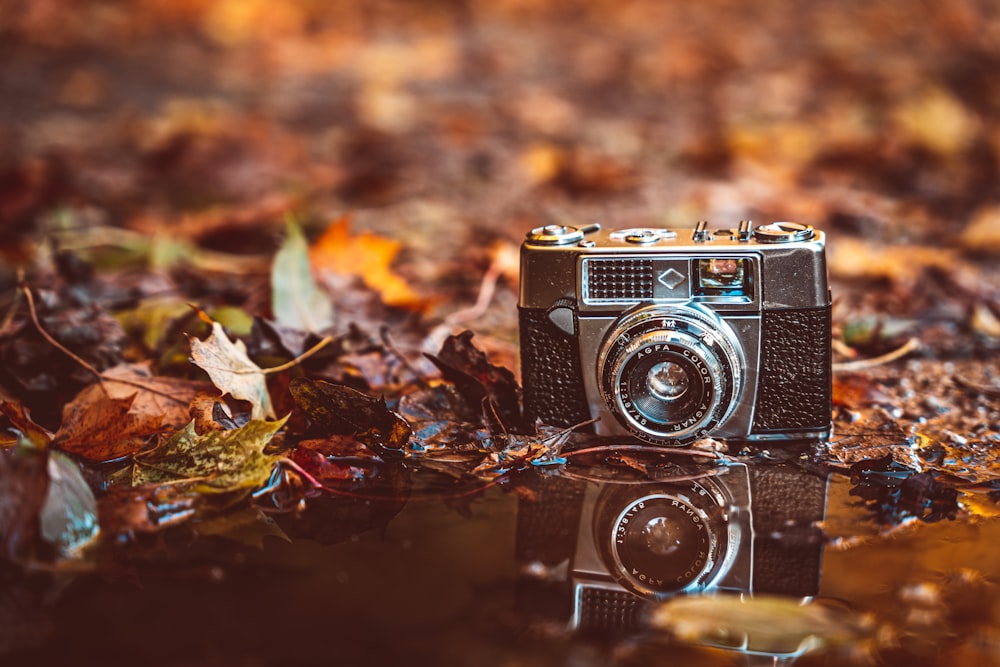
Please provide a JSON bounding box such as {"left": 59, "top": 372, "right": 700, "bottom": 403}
{"left": 518, "top": 221, "right": 832, "bottom": 444}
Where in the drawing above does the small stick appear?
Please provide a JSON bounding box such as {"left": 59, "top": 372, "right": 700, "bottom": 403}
{"left": 22, "top": 281, "right": 194, "bottom": 405}
{"left": 445, "top": 258, "right": 503, "bottom": 325}
{"left": 563, "top": 443, "right": 722, "bottom": 460}
{"left": 832, "top": 337, "right": 920, "bottom": 372}
{"left": 21, "top": 281, "right": 104, "bottom": 381}
{"left": 260, "top": 336, "right": 334, "bottom": 375}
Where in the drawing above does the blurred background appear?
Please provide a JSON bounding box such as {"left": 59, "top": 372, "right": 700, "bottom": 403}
{"left": 1, "top": 0, "right": 999, "bottom": 346}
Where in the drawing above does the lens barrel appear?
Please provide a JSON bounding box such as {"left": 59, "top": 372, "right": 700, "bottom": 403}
{"left": 598, "top": 305, "right": 743, "bottom": 443}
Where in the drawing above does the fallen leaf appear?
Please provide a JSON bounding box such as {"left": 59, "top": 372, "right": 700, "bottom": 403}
{"left": 426, "top": 330, "right": 528, "bottom": 432}
{"left": 289, "top": 378, "right": 410, "bottom": 458}
{"left": 53, "top": 364, "right": 211, "bottom": 462}
{"left": 271, "top": 218, "right": 335, "bottom": 333}
{"left": 960, "top": 205, "right": 1000, "bottom": 254}
{"left": 0, "top": 401, "right": 53, "bottom": 450}
{"left": 189, "top": 319, "right": 276, "bottom": 420}
{"left": 892, "top": 87, "right": 977, "bottom": 156}
{"left": 833, "top": 374, "right": 894, "bottom": 409}
{"left": 309, "top": 215, "right": 424, "bottom": 309}
{"left": 39, "top": 452, "right": 99, "bottom": 558}
{"left": 0, "top": 447, "right": 49, "bottom": 562}
{"left": 133, "top": 416, "right": 288, "bottom": 494}
{"left": 98, "top": 484, "right": 200, "bottom": 536}
{"left": 970, "top": 302, "right": 1000, "bottom": 338}
{"left": 53, "top": 393, "right": 158, "bottom": 462}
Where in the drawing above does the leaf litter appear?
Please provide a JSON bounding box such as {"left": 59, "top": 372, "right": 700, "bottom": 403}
{"left": 2, "top": 3, "right": 1000, "bottom": 662}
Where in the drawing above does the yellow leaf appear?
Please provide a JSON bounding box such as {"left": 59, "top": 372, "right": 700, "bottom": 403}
{"left": 309, "top": 215, "right": 424, "bottom": 309}
{"left": 893, "top": 87, "right": 978, "bottom": 156}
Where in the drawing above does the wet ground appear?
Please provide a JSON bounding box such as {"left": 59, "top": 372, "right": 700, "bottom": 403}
{"left": 2, "top": 1, "right": 1000, "bottom": 665}
{"left": 4, "top": 452, "right": 1000, "bottom": 667}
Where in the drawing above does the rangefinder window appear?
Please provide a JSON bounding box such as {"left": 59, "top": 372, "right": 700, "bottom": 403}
{"left": 695, "top": 258, "right": 749, "bottom": 296}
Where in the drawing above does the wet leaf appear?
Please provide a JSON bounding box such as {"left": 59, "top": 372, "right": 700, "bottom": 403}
{"left": 289, "top": 378, "right": 410, "bottom": 458}
{"left": 271, "top": 218, "right": 334, "bottom": 334}
{"left": 426, "top": 330, "right": 528, "bottom": 432}
{"left": 39, "top": 452, "right": 99, "bottom": 558}
{"left": 98, "top": 484, "right": 199, "bottom": 535}
{"left": 53, "top": 365, "right": 210, "bottom": 462}
{"left": 0, "top": 447, "right": 49, "bottom": 562}
{"left": 133, "top": 416, "right": 288, "bottom": 494}
{"left": 849, "top": 456, "right": 960, "bottom": 525}
{"left": 0, "top": 401, "right": 53, "bottom": 450}
{"left": 189, "top": 319, "right": 276, "bottom": 420}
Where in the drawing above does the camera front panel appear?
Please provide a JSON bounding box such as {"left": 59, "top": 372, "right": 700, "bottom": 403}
{"left": 593, "top": 303, "right": 747, "bottom": 443}
{"left": 519, "top": 222, "right": 831, "bottom": 443}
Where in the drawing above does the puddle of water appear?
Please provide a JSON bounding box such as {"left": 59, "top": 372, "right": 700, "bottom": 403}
{"left": 3, "top": 457, "right": 1000, "bottom": 666}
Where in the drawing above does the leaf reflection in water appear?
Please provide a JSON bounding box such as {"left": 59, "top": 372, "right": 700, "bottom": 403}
{"left": 648, "top": 593, "right": 887, "bottom": 659}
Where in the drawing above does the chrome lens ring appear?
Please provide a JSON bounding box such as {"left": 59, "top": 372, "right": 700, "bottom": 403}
{"left": 598, "top": 305, "right": 743, "bottom": 443}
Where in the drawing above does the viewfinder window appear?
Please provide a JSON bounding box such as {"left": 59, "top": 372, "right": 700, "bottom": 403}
{"left": 696, "top": 258, "right": 748, "bottom": 296}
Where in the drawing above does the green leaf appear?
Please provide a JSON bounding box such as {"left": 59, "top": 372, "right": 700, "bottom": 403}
{"left": 271, "top": 217, "right": 334, "bottom": 334}
{"left": 133, "top": 416, "right": 288, "bottom": 494}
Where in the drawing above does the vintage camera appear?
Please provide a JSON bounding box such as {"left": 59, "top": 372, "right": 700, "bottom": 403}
{"left": 519, "top": 220, "right": 832, "bottom": 444}
{"left": 514, "top": 462, "right": 829, "bottom": 640}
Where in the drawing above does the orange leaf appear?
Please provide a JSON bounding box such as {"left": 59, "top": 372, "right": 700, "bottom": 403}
{"left": 309, "top": 215, "right": 424, "bottom": 309}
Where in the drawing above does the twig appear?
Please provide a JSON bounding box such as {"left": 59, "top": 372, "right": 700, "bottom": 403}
{"left": 260, "top": 335, "right": 334, "bottom": 374}
{"left": 562, "top": 443, "right": 722, "bottom": 460}
{"left": 379, "top": 326, "right": 431, "bottom": 387}
{"left": 277, "top": 456, "right": 325, "bottom": 489}
{"left": 1, "top": 274, "right": 22, "bottom": 335}
{"left": 832, "top": 337, "right": 921, "bottom": 372}
{"left": 953, "top": 375, "right": 1000, "bottom": 400}
{"left": 20, "top": 281, "right": 104, "bottom": 381}
{"left": 21, "top": 280, "right": 193, "bottom": 405}
{"left": 445, "top": 258, "right": 503, "bottom": 325}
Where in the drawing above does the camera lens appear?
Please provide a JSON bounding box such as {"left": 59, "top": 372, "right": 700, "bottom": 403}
{"left": 598, "top": 304, "right": 743, "bottom": 443}
{"left": 606, "top": 491, "right": 717, "bottom": 594}
{"left": 646, "top": 361, "right": 689, "bottom": 401}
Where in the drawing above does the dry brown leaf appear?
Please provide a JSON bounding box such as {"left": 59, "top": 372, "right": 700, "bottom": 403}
{"left": 53, "top": 365, "right": 212, "bottom": 462}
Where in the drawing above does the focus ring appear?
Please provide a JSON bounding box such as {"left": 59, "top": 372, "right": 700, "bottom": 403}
{"left": 598, "top": 305, "right": 744, "bottom": 443}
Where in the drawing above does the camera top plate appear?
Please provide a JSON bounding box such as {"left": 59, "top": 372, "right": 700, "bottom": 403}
{"left": 524, "top": 221, "right": 820, "bottom": 249}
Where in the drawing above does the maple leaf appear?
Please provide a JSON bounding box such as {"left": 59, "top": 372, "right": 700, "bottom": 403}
{"left": 132, "top": 416, "right": 288, "bottom": 494}
{"left": 271, "top": 218, "right": 335, "bottom": 334}
{"left": 52, "top": 364, "right": 213, "bottom": 462}
{"left": 189, "top": 318, "right": 276, "bottom": 420}
{"left": 309, "top": 215, "right": 424, "bottom": 309}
